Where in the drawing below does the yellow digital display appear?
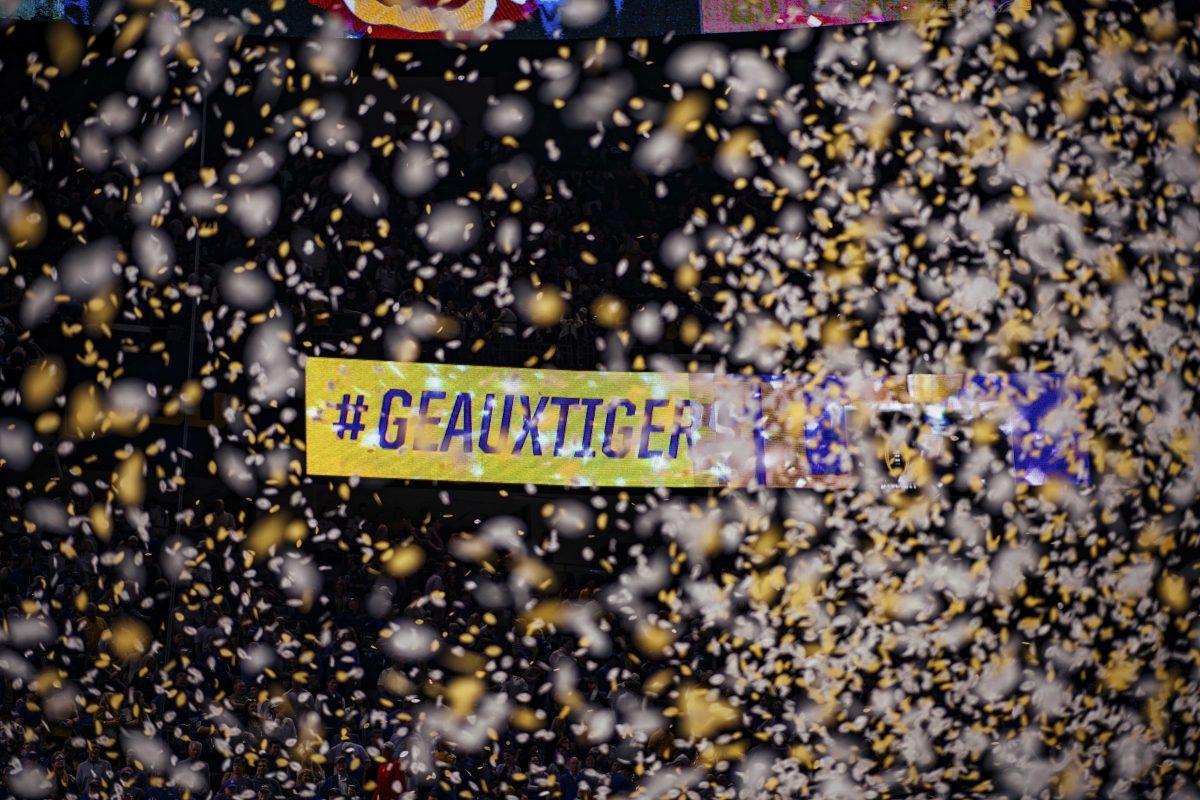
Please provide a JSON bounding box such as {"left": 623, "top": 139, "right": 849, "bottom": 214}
{"left": 305, "top": 359, "right": 1087, "bottom": 488}
{"left": 305, "top": 358, "right": 792, "bottom": 487}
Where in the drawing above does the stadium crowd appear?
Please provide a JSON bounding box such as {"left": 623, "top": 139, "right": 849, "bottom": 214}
{"left": 0, "top": 484, "right": 664, "bottom": 799}
{"left": 0, "top": 50, "right": 740, "bottom": 798}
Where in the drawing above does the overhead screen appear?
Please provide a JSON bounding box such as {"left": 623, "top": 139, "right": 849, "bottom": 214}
{"left": 1, "top": 0, "right": 918, "bottom": 39}
{"left": 304, "top": 358, "right": 1090, "bottom": 488}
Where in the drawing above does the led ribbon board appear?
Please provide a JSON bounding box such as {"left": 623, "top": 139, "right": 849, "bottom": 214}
{"left": 2, "top": 0, "right": 920, "bottom": 39}
{"left": 305, "top": 358, "right": 1090, "bottom": 488}
{"left": 304, "top": 0, "right": 917, "bottom": 39}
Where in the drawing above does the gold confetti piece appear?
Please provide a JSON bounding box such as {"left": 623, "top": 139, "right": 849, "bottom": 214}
{"left": 5, "top": 199, "right": 47, "bottom": 248}
{"left": 21, "top": 356, "right": 66, "bottom": 411}
{"left": 384, "top": 543, "right": 425, "bottom": 577}
{"left": 591, "top": 294, "right": 628, "bottom": 328}
{"left": 112, "top": 451, "right": 145, "bottom": 507}
{"left": 46, "top": 22, "right": 83, "bottom": 73}
{"left": 64, "top": 384, "right": 104, "bottom": 440}
{"left": 1158, "top": 572, "right": 1189, "bottom": 613}
{"left": 113, "top": 13, "right": 148, "bottom": 54}
{"left": 676, "top": 685, "right": 739, "bottom": 739}
{"left": 511, "top": 707, "right": 543, "bottom": 731}
{"left": 245, "top": 513, "right": 306, "bottom": 560}
{"left": 665, "top": 92, "right": 708, "bottom": 133}
{"left": 1100, "top": 652, "right": 1142, "bottom": 693}
{"left": 520, "top": 286, "right": 566, "bottom": 327}
{"left": 445, "top": 676, "right": 484, "bottom": 717}
{"left": 634, "top": 623, "right": 676, "bottom": 658}
{"left": 89, "top": 503, "right": 112, "bottom": 542}
{"left": 108, "top": 618, "right": 150, "bottom": 660}
{"left": 675, "top": 263, "right": 700, "bottom": 290}
{"left": 34, "top": 412, "right": 60, "bottom": 435}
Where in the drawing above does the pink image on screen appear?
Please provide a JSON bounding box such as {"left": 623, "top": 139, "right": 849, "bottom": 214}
{"left": 700, "top": 0, "right": 913, "bottom": 33}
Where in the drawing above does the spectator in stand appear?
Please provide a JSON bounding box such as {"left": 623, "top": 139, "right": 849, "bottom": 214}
{"left": 75, "top": 744, "right": 113, "bottom": 796}
{"left": 175, "top": 740, "right": 211, "bottom": 799}
{"left": 49, "top": 751, "right": 72, "bottom": 799}
{"left": 211, "top": 499, "right": 236, "bottom": 534}
{"left": 609, "top": 762, "right": 634, "bottom": 795}
{"left": 252, "top": 758, "right": 283, "bottom": 799}
{"left": 370, "top": 743, "right": 404, "bottom": 800}
{"left": 557, "top": 756, "right": 583, "bottom": 800}
{"left": 262, "top": 702, "right": 298, "bottom": 745}
{"left": 319, "top": 756, "right": 361, "bottom": 800}
{"left": 220, "top": 758, "right": 253, "bottom": 794}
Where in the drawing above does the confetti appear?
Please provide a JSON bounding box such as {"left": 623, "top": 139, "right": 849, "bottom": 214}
{"left": 0, "top": 2, "right": 1197, "bottom": 800}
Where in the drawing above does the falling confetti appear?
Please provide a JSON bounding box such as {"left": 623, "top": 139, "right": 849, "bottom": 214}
{"left": 0, "top": 1, "right": 1198, "bottom": 800}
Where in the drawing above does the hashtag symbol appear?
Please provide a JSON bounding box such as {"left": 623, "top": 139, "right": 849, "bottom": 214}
{"left": 333, "top": 394, "right": 368, "bottom": 441}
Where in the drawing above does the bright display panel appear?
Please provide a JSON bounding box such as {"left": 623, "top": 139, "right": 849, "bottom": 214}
{"left": 305, "top": 358, "right": 1090, "bottom": 488}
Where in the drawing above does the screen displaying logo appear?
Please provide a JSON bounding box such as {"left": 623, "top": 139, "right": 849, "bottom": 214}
{"left": 306, "top": 358, "right": 1090, "bottom": 488}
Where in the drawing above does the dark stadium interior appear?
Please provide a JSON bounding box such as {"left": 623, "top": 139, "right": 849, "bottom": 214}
{"left": 2, "top": 2, "right": 1200, "bottom": 800}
